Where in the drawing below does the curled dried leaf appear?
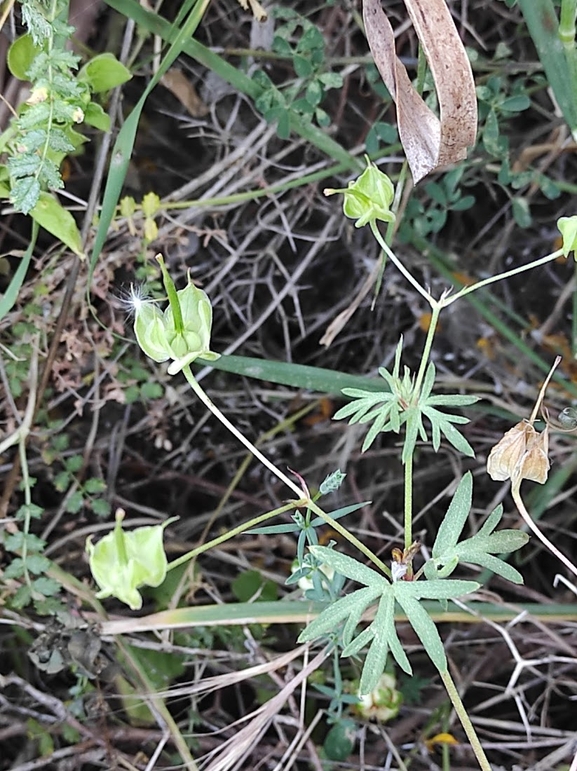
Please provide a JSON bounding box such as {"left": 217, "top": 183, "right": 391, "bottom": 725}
{"left": 362, "top": 0, "right": 477, "bottom": 182}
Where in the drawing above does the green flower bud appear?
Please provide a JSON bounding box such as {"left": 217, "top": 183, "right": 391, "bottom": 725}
{"left": 325, "top": 159, "right": 395, "bottom": 228}
{"left": 133, "top": 254, "right": 220, "bottom": 374}
{"left": 558, "top": 216, "right": 577, "bottom": 259}
{"left": 86, "top": 509, "right": 174, "bottom": 610}
{"left": 353, "top": 672, "right": 402, "bottom": 722}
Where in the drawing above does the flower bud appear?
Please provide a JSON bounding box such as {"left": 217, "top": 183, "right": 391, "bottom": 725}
{"left": 86, "top": 509, "right": 174, "bottom": 610}
{"left": 325, "top": 158, "right": 395, "bottom": 228}
{"left": 558, "top": 215, "right": 577, "bottom": 259}
{"left": 133, "top": 254, "right": 220, "bottom": 374}
{"left": 354, "top": 672, "right": 402, "bottom": 722}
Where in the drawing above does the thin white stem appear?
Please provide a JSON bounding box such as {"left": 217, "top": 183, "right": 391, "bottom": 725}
{"left": 370, "top": 222, "right": 435, "bottom": 306}
{"left": 528, "top": 355, "right": 561, "bottom": 424}
{"left": 512, "top": 484, "right": 577, "bottom": 578}
{"left": 182, "top": 365, "right": 306, "bottom": 500}
{"left": 441, "top": 250, "right": 564, "bottom": 308}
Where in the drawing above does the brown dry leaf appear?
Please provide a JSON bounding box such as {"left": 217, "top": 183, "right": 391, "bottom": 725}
{"left": 363, "top": 0, "right": 477, "bottom": 182}
{"left": 161, "top": 69, "right": 209, "bottom": 118}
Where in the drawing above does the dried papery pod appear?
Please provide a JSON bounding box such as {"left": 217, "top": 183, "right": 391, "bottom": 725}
{"left": 516, "top": 425, "right": 549, "bottom": 485}
{"left": 487, "top": 421, "right": 532, "bottom": 482}
{"left": 487, "top": 421, "right": 550, "bottom": 486}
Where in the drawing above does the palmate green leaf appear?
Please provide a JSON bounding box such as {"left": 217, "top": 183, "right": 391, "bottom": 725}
{"left": 422, "top": 405, "right": 475, "bottom": 456}
{"left": 425, "top": 475, "right": 529, "bottom": 583}
{"left": 308, "top": 545, "right": 388, "bottom": 586}
{"left": 426, "top": 394, "right": 479, "bottom": 407}
{"left": 342, "top": 585, "right": 382, "bottom": 646}
{"left": 359, "top": 593, "right": 393, "bottom": 693}
{"left": 333, "top": 389, "right": 391, "bottom": 421}
{"left": 298, "top": 585, "right": 381, "bottom": 642}
{"left": 341, "top": 625, "right": 374, "bottom": 658}
{"left": 432, "top": 472, "right": 473, "bottom": 556}
{"left": 398, "top": 578, "right": 480, "bottom": 601}
{"left": 394, "top": 591, "right": 447, "bottom": 673}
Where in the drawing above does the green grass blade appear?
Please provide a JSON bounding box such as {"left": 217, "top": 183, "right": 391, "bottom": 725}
{"left": 90, "top": 0, "right": 211, "bottom": 276}
{"left": 518, "top": 0, "right": 577, "bottom": 136}
{"left": 99, "top": 598, "right": 577, "bottom": 635}
{"left": 0, "top": 221, "right": 38, "bottom": 321}
{"left": 196, "top": 353, "right": 387, "bottom": 395}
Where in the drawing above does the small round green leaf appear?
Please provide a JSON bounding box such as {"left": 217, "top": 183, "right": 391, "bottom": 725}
{"left": 7, "top": 35, "right": 42, "bottom": 80}
{"left": 79, "top": 53, "right": 132, "bottom": 93}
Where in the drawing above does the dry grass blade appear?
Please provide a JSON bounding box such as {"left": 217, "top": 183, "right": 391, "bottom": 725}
{"left": 363, "top": 0, "right": 477, "bottom": 182}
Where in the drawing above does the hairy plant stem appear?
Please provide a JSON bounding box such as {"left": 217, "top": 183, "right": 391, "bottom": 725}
{"left": 413, "top": 302, "right": 442, "bottom": 396}
{"left": 403, "top": 453, "right": 413, "bottom": 559}
{"left": 511, "top": 484, "right": 577, "bottom": 578}
{"left": 439, "top": 669, "right": 492, "bottom": 771}
{"left": 166, "top": 501, "right": 298, "bottom": 572}
{"left": 442, "top": 248, "right": 563, "bottom": 307}
{"left": 182, "top": 364, "right": 305, "bottom": 499}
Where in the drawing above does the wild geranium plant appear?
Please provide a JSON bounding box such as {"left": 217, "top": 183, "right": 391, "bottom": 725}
{"left": 86, "top": 164, "right": 577, "bottom": 771}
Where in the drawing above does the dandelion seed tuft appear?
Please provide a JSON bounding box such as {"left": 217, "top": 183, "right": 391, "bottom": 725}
{"left": 116, "top": 283, "right": 154, "bottom": 317}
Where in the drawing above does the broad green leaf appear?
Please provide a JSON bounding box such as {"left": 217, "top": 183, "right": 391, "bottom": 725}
{"left": 84, "top": 102, "right": 111, "bottom": 131}
{"left": 30, "top": 192, "right": 84, "bottom": 257}
{"left": 79, "top": 53, "right": 132, "bottom": 93}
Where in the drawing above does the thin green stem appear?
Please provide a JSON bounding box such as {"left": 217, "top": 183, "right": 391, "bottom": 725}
{"left": 179, "top": 365, "right": 391, "bottom": 576}
{"left": 167, "top": 501, "right": 298, "bottom": 572}
{"left": 573, "top": 259, "right": 577, "bottom": 357}
{"left": 412, "top": 302, "right": 442, "bottom": 396}
{"left": 182, "top": 364, "right": 305, "bottom": 500}
{"left": 307, "top": 499, "right": 391, "bottom": 577}
{"left": 403, "top": 453, "right": 413, "bottom": 555}
{"left": 18, "top": 439, "right": 32, "bottom": 589}
{"left": 439, "top": 669, "right": 492, "bottom": 771}
{"left": 441, "top": 249, "right": 563, "bottom": 307}
{"left": 560, "top": 0, "right": 577, "bottom": 45}
{"left": 370, "top": 221, "right": 435, "bottom": 306}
